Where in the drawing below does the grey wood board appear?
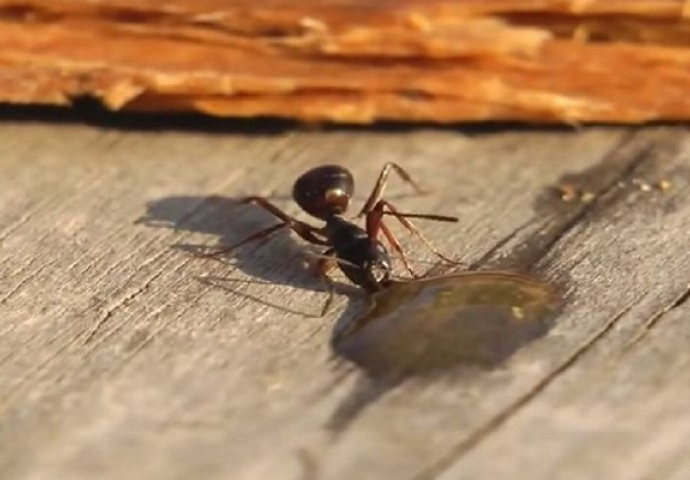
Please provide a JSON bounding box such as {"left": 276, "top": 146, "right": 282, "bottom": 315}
{"left": 0, "top": 119, "right": 688, "bottom": 480}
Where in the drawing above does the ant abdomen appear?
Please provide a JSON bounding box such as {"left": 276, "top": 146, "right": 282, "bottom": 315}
{"left": 292, "top": 165, "right": 354, "bottom": 220}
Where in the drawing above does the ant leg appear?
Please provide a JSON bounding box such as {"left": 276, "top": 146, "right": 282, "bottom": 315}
{"left": 196, "top": 196, "right": 327, "bottom": 259}
{"left": 313, "top": 248, "right": 337, "bottom": 316}
{"left": 195, "top": 222, "right": 288, "bottom": 259}
{"left": 365, "top": 205, "right": 419, "bottom": 278}
{"left": 383, "top": 211, "right": 458, "bottom": 223}
{"left": 358, "top": 163, "right": 429, "bottom": 217}
{"left": 381, "top": 222, "right": 420, "bottom": 278}
{"left": 372, "top": 199, "right": 459, "bottom": 265}
{"left": 239, "top": 196, "right": 328, "bottom": 246}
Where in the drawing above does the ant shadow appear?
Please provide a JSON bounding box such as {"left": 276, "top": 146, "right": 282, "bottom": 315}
{"left": 137, "top": 194, "right": 370, "bottom": 316}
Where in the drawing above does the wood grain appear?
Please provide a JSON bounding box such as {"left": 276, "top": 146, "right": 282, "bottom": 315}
{"left": 0, "top": 116, "right": 689, "bottom": 480}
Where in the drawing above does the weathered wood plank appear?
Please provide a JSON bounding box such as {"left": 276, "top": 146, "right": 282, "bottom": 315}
{"left": 0, "top": 117, "right": 688, "bottom": 480}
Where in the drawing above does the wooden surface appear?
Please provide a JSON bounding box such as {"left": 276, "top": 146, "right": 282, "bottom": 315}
{"left": 1, "top": 113, "right": 690, "bottom": 480}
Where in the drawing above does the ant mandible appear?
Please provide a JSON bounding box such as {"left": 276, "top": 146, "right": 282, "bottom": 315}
{"left": 197, "top": 163, "right": 459, "bottom": 314}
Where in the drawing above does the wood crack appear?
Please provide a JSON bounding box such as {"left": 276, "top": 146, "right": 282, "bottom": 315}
{"left": 469, "top": 218, "right": 535, "bottom": 270}
{"left": 31, "top": 272, "right": 210, "bottom": 395}
{"left": 0, "top": 255, "right": 61, "bottom": 305}
{"left": 85, "top": 257, "right": 194, "bottom": 350}
{"left": 82, "top": 257, "right": 173, "bottom": 343}
{"left": 621, "top": 283, "right": 690, "bottom": 353}
{"left": 0, "top": 257, "right": 194, "bottom": 408}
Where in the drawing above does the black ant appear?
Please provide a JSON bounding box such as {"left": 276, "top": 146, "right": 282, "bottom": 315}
{"left": 196, "top": 163, "right": 459, "bottom": 314}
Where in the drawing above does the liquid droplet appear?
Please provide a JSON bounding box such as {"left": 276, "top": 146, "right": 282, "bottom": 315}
{"left": 332, "top": 271, "right": 562, "bottom": 379}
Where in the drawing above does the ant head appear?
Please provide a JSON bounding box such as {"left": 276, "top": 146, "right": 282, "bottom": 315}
{"left": 293, "top": 165, "right": 354, "bottom": 220}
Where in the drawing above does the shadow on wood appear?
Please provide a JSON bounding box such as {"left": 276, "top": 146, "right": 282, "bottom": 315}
{"left": 137, "top": 194, "right": 367, "bottom": 316}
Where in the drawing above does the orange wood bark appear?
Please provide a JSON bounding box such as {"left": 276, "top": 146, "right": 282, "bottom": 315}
{"left": 1, "top": 0, "right": 690, "bottom": 123}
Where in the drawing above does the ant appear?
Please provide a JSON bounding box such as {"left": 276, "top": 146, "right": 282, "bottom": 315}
{"left": 196, "top": 163, "right": 459, "bottom": 314}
